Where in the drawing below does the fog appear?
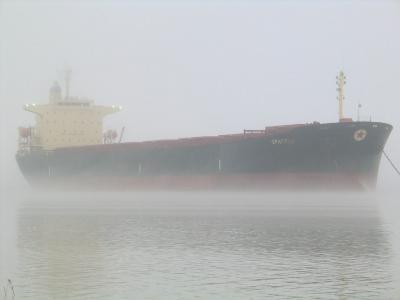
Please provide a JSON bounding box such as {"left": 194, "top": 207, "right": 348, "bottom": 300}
{"left": 1, "top": 0, "right": 400, "bottom": 190}
{"left": 1, "top": 2, "right": 400, "bottom": 296}
{"left": 0, "top": 0, "right": 400, "bottom": 299}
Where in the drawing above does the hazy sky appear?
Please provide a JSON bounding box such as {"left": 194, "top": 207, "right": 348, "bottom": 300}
{"left": 1, "top": 0, "right": 400, "bottom": 187}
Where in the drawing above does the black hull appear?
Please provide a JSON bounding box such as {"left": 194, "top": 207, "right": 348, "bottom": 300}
{"left": 16, "top": 122, "right": 393, "bottom": 190}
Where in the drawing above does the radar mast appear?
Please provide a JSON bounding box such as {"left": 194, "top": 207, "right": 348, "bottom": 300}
{"left": 64, "top": 68, "right": 72, "bottom": 101}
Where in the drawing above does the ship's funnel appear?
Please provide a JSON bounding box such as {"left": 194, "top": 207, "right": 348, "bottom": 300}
{"left": 49, "top": 81, "right": 62, "bottom": 103}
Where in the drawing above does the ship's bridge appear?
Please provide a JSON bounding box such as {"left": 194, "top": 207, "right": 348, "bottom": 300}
{"left": 20, "top": 81, "right": 120, "bottom": 151}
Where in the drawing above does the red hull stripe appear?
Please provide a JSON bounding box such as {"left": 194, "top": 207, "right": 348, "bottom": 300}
{"left": 33, "top": 173, "right": 373, "bottom": 191}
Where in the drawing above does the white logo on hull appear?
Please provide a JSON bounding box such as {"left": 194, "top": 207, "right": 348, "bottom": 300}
{"left": 354, "top": 129, "right": 367, "bottom": 141}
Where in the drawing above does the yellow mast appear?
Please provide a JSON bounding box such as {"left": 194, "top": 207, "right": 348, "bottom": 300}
{"left": 336, "top": 71, "right": 346, "bottom": 121}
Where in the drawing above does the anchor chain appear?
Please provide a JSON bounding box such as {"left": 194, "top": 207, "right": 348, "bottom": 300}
{"left": 383, "top": 150, "right": 400, "bottom": 176}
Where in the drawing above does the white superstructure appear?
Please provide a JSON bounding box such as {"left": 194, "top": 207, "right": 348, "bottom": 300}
{"left": 19, "top": 77, "right": 120, "bottom": 151}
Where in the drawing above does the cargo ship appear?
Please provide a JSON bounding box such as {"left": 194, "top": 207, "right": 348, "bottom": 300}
{"left": 16, "top": 71, "right": 392, "bottom": 190}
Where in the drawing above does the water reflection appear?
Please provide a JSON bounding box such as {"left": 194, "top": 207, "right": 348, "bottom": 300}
{"left": 11, "top": 193, "right": 396, "bottom": 299}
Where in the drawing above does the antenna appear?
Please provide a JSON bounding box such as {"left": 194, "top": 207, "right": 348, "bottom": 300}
{"left": 65, "top": 68, "right": 71, "bottom": 100}
{"left": 336, "top": 71, "right": 346, "bottom": 121}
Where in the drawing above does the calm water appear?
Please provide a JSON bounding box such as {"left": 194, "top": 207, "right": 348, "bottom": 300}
{"left": 1, "top": 191, "right": 400, "bottom": 299}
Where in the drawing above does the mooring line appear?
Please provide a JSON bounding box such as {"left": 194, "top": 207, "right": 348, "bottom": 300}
{"left": 383, "top": 150, "right": 400, "bottom": 176}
